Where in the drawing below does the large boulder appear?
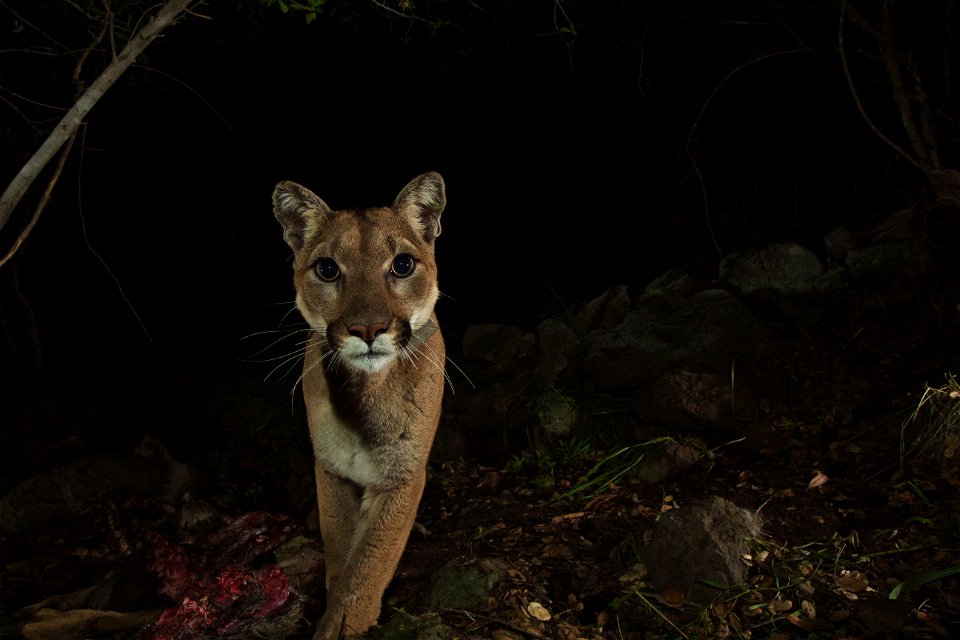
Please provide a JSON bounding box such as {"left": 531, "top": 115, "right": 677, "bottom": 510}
{"left": 582, "top": 289, "right": 776, "bottom": 390}
{"left": 719, "top": 242, "right": 837, "bottom": 295}
{"left": 641, "top": 496, "right": 762, "bottom": 604}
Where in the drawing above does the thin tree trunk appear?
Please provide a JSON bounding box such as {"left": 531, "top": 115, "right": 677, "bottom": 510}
{"left": 0, "top": 0, "right": 193, "bottom": 235}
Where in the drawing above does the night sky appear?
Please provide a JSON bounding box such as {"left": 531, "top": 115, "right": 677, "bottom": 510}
{"left": 0, "top": 1, "right": 948, "bottom": 461}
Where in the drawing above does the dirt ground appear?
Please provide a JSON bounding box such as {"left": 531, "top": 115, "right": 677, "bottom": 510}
{"left": 1, "top": 319, "right": 959, "bottom": 640}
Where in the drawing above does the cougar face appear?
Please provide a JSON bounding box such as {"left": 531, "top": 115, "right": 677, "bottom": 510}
{"left": 274, "top": 174, "right": 444, "bottom": 374}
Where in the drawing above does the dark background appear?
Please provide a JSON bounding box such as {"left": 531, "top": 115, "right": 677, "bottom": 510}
{"left": 0, "top": 1, "right": 955, "bottom": 479}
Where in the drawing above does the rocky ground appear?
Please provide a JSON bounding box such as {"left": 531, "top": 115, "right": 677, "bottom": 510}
{"left": 2, "top": 216, "right": 959, "bottom": 639}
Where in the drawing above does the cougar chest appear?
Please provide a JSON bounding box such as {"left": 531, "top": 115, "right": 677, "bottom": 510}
{"left": 310, "top": 416, "right": 378, "bottom": 487}
{"left": 310, "top": 365, "right": 417, "bottom": 489}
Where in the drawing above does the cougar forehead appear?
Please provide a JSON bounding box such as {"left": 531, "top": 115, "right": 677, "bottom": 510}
{"left": 293, "top": 207, "right": 438, "bottom": 308}
{"left": 299, "top": 207, "right": 430, "bottom": 273}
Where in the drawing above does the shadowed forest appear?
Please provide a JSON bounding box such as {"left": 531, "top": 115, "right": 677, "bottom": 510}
{"left": 1, "top": 1, "right": 959, "bottom": 638}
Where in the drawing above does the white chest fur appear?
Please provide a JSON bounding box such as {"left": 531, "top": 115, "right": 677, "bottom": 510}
{"left": 309, "top": 412, "right": 378, "bottom": 487}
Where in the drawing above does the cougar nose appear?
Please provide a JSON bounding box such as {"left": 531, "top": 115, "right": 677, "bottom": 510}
{"left": 348, "top": 322, "right": 388, "bottom": 345}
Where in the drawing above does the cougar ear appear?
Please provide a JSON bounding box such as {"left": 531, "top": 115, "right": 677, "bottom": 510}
{"left": 273, "top": 181, "right": 332, "bottom": 252}
{"left": 393, "top": 172, "right": 446, "bottom": 243}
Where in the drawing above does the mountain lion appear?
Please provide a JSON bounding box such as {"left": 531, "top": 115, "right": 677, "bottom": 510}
{"left": 273, "top": 172, "right": 447, "bottom": 639}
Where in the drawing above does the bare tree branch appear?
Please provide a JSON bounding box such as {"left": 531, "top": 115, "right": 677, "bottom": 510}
{"left": 877, "top": 1, "right": 932, "bottom": 169}
{"left": 0, "top": 0, "right": 194, "bottom": 236}
{"left": 838, "top": 1, "right": 923, "bottom": 171}
{"left": 0, "top": 0, "right": 112, "bottom": 267}
{"left": 0, "top": 132, "right": 78, "bottom": 269}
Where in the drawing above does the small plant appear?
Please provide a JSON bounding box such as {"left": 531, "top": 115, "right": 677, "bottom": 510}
{"left": 899, "top": 373, "right": 960, "bottom": 468}
{"left": 557, "top": 436, "right": 686, "bottom": 501}
{"left": 261, "top": 0, "right": 328, "bottom": 24}
{"left": 505, "top": 438, "right": 594, "bottom": 491}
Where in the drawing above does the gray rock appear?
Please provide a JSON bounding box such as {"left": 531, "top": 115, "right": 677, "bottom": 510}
{"left": 641, "top": 496, "right": 761, "bottom": 604}
{"left": 582, "top": 289, "right": 776, "bottom": 390}
{"left": 720, "top": 242, "right": 833, "bottom": 294}
{"left": 422, "top": 558, "right": 507, "bottom": 610}
{"left": 535, "top": 391, "right": 577, "bottom": 437}
{"left": 643, "top": 268, "right": 697, "bottom": 296}
{"left": 372, "top": 613, "right": 453, "bottom": 640}
{"left": 824, "top": 227, "right": 857, "bottom": 263}
{"left": 572, "top": 285, "right": 631, "bottom": 335}
{"left": 535, "top": 318, "right": 579, "bottom": 386}
{"left": 846, "top": 241, "right": 929, "bottom": 282}
{"left": 632, "top": 441, "right": 703, "bottom": 483}
{"left": 0, "top": 438, "right": 189, "bottom": 536}
{"left": 461, "top": 324, "right": 536, "bottom": 371}
{"left": 636, "top": 370, "right": 757, "bottom": 432}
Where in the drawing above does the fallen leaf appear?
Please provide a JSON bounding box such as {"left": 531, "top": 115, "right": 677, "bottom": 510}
{"left": 837, "top": 570, "right": 870, "bottom": 593}
{"left": 526, "top": 601, "right": 552, "bottom": 621}
{"left": 617, "top": 562, "right": 647, "bottom": 583}
{"left": 807, "top": 471, "right": 829, "bottom": 490}
{"left": 550, "top": 512, "right": 586, "bottom": 524}
{"left": 768, "top": 598, "right": 792, "bottom": 613}
{"left": 785, "top": 611, "right": 812, "bottom": 631}
{"left": 541, "top": 542, "right": 573, "bottom": 559}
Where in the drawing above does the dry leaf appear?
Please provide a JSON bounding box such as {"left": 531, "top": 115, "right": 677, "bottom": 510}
{"left": 550, "top": 512, "right": 586, "bottom": 524}
{"left": 661, "top": 587, "right": 684, "bottom": 605}
{"left": 829, "top": 609, "right": 851, "bottom": 622}
{"left": 785, "top": 611, "right": 813, "bottom": 631}
{"left": 542, "top": 542, "right": 573, "bottom": 559}
{"left": 526, "top": 601, "right": 552, "bottom": 621}
{"left": 836, "top": 570, "right": 870, "bottom": 593}
{"left": 768, "top": 598, "right": 792, "bottom": 613}
{"left": 807, "top": 471, "right": 829, "bottom": 489}
{"left": 617, "top": 562, "right": 647, "bottom": 583}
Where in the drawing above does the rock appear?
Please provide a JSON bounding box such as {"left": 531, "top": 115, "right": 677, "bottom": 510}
{"left": 719, "top": 242, "right": 834, "bottom": 294}
{"left": 0, "top": 438, "right": 190, "bottom": 536}
{"left": 823, "top": 227, "right": 857, "bottom": 263}
{"left": 636, "top": 370, "right": 757, "bottom": 432}
{"left": 582, "top": 289, "right": 776, "bottom": 390}
{"left": 845, "top": 241, "right": 929, "bottom": 282}
{"left": 571, "top": 285, "right": 631, "bottom": 335}
{"left": 422, "top": 558, "right": 507, "bottom": 610}
{"left": 461, "top": 324, "right": 536, "bottom": 371}
{"left": 641, "top": 496, "right": 761, "bottom": 604}
{"left": 534, "top": 318, "right": 579, "bottom": 386}
{"left": 372, "top": 612, "right": 452, "bottom": 640}
{"left": 631, "top": 441, "right": 702, "bottom": 483}
{"left": 864, "top": 208, "right": 917, "bottom": 244}
{"left": 642, "top": 268, "right": 697, "bottom": 296}
{"left": 535, "top": 391, "right": 577, "bottom": 437}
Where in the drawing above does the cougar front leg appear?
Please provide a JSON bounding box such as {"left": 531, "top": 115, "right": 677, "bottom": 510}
{"left": 313, "top": 469, "right": 426, "bottom": 640}
{"left": 315, "top": 466, "right": 361, "bottom": 595}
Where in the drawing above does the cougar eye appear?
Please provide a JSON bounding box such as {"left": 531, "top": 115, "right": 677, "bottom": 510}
{"left": 391, "top": 254, "right": 416, "bottom": 278}
{"left": 314, "top": 258, "right": 340, "bottom": 282}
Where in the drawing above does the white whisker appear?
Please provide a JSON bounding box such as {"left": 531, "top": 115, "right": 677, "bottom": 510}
{"left": 264, "top": 347, "right": 308, "bottom": 382}
{"left": 407, "top": 334, "right": 459, "bottom": 393}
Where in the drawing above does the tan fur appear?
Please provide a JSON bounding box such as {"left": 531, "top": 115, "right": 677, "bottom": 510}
{"left": 273, "top": 173, "right": 447, "bottom": 639}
